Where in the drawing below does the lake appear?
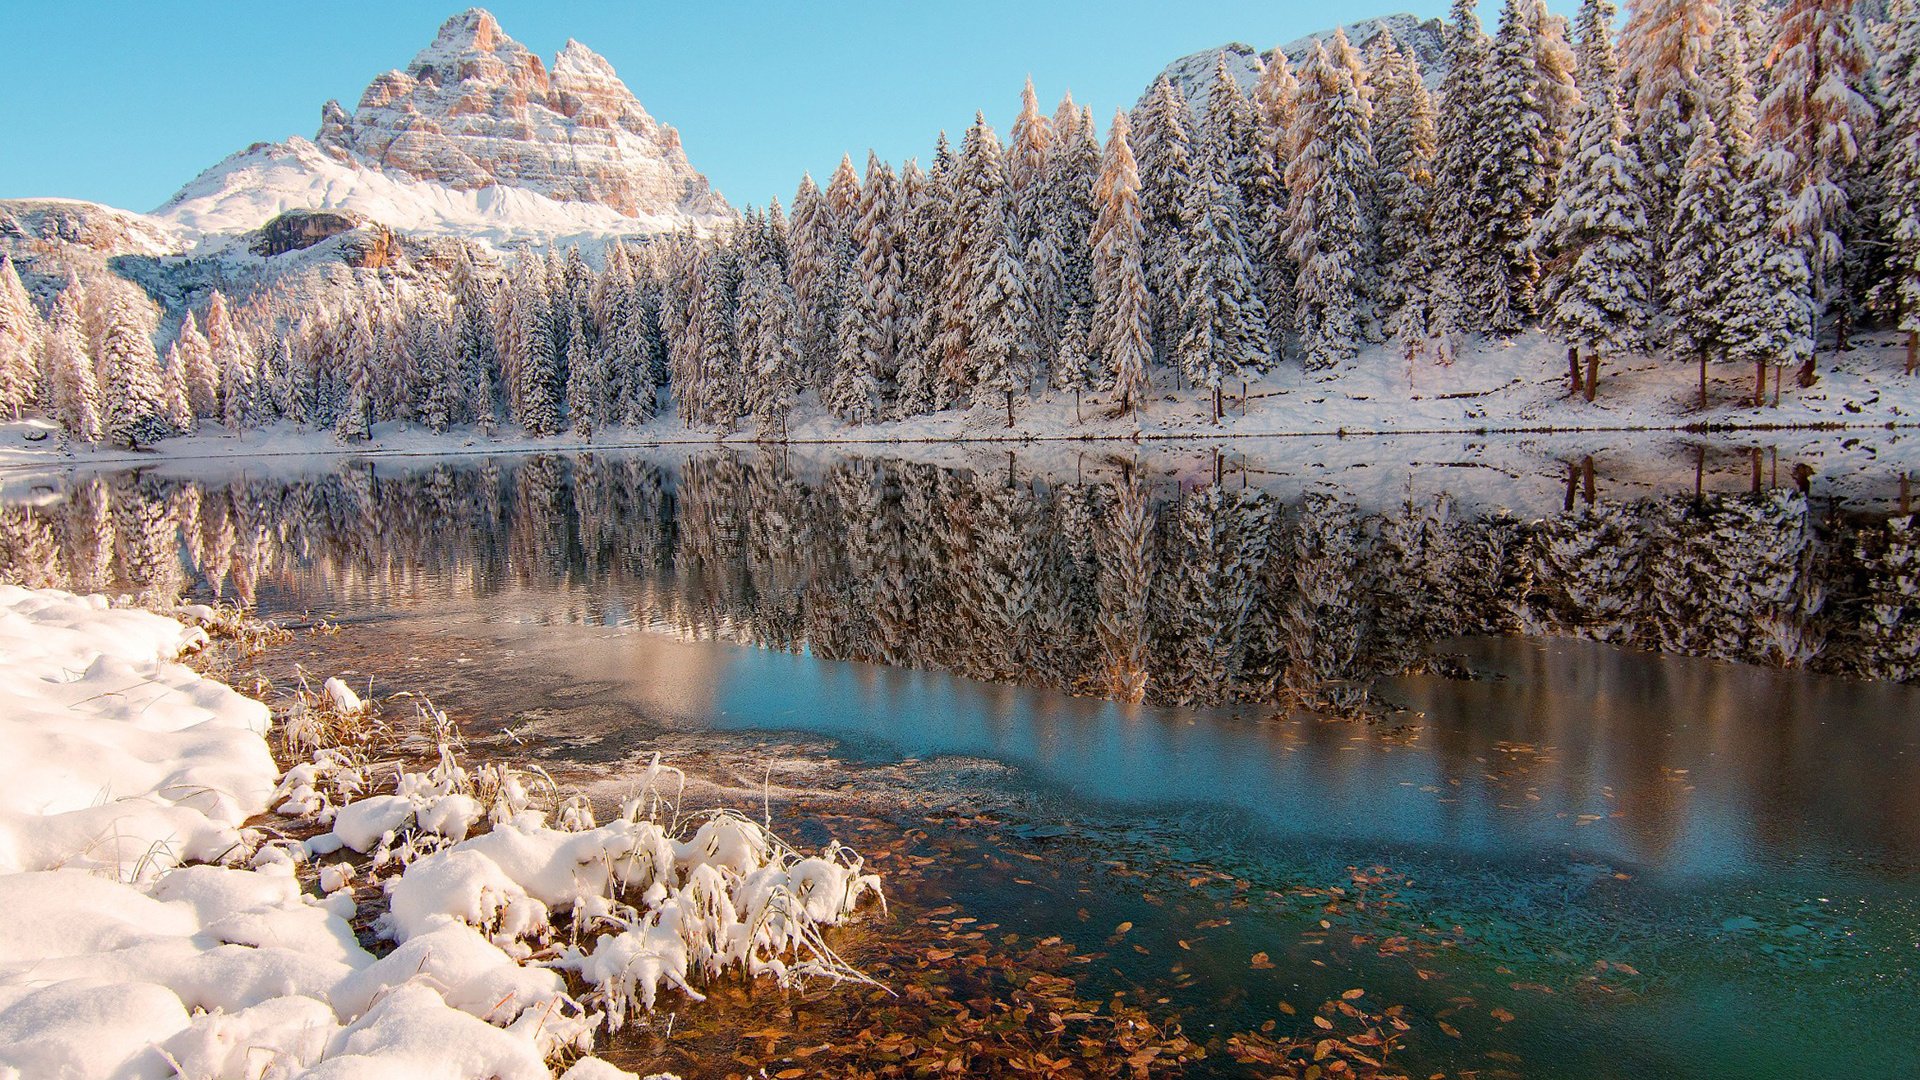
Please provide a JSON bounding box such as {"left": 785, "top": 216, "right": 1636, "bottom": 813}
{"left": 3, "top": 434, "right": 1916, "bottom": 1077}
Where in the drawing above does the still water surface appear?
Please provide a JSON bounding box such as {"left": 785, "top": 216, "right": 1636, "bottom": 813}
{"left": 3, "top": 439, "right": 1915, "bottom": 1077}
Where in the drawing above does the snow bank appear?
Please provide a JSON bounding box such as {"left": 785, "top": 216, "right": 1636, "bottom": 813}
{"left": 0, "top": 586, "right": 871, "bottom": 1079}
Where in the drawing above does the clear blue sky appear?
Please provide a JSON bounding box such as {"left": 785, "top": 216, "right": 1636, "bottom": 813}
{"left": 2, "top": 1, "right": 1473, "bottom": 214}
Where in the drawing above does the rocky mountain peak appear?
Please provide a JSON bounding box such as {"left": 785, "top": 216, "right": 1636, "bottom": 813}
{"left": 304, "top": 8, "right": 726, "bottom": 221}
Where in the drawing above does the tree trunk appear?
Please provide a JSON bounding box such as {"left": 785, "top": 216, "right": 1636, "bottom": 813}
{"left": 1755, "top": 358, "right": 1767, "bottom": 407}
{"left": 1907, "top": 330, "right": 1918, "bottom": 376}
{"left": 1584, "top": 351, "right": 1600, "bottom": 403}
{"left": 1902, "top": 473, "right": 1912, "bottom": 516}
{"left": 1796, "top": 353, "right": 1817, "bottom": 389}
{"left": 1582, "top": 456, "right": 1596, "bottom": 505}
{"left": 1005, "top": 390, "right": 1014, "bottom": 429}
{"left": 1694, "top": 444, "right": 1705, "bottom": 502}
{"left": 1213, "top": 385, "right": 1222, "bottom": 424}
{"left": 1564, "top": 460, "right": 1578, "bottom": 513}
{"left": 1568, "top": 346, "right": 1583, "bottom": 398}
{"left": 1074, "top": 389, "right": 1082, "bottom": 425}
{"left": 1698, "top": 352, "right": 1708, "bottom": 413}
{"left": 1751, "top": 446, "right": 1763, "bottom": 494}
{"left": 1772, "top": 364, "right": 1784, "bottom": 408}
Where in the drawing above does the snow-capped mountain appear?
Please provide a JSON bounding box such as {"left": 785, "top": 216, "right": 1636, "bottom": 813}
{"left": 1151, "top": 12, "right": 1449, "bottom": 108}
{"left": 153, "top": 8, "right": 730, "bottom": 247}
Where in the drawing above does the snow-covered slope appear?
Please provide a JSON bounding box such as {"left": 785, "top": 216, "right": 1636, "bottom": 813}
{"left": 153, "top": 8, "right": 730, "bottom": 246}
{"left": 155, "top": 137, "right": 704, "bottom": 252}
{"left": 1151, "top": 12, "right": 1449, "bottom": 107}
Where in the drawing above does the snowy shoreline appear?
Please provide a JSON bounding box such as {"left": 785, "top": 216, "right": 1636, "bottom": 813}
{"left": 6, "top": 330, "right": 1917, "bottom": 480}
{"left": 0, "top": 587, "right": 881, "bottom": 1080}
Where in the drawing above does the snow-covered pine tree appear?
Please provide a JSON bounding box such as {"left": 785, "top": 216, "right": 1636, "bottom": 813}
{"left": 1093, "top": 111, "right": 1153, "bottom": 416}
{"left": 95, "top": 291, "right": 169, "bottom": 449}
{"left": 738, "top": 255, "right": 802, "bottom": 438}
{"left": 832, "top": 153, "right": 903, "bottom": 423}
{"left": 1010, "top": 77, "right": 1055, "bottom": 247}
{"left": 203, "top": 291, "right": 247, "bottom": 427}
{"left": 787, "top": 175, "right": 835, "bottom": 382}
{"left": 565, "top": 307, "right": 605, "bottom": 440}
{"left": 1039, "top": 99, "right": 1101, "bottom": 365}
{"left": 1880, "top": 0, "right": 1920, "bottom": 373}
{"left": 1179, "top": 77, "right": 1272, "bottom": 421}
{"left": 1251, "top": 52, "right": 1302, "bottom": 355}
{"left": 691, "top": 240, "right": 742, "bottom": 429}
{"left": 1284, "top": 38, "right": 1377, "bottom": 371}
{"left": 894, "top": 155, "right": 941, "bottom": 416}
{"left": 174, "top": 310, "right": 217, "bottom": 421}
{"left": 1476, "top": 0, "right": 1561, "bottom": 330}
{"left": 1054, "top": 310, "right": 1100, "bottom": 422}
{"left": 970, "top": 220, "right": 1033, "bottom": 427}
{"left": 335, "top": 305, "right": 375, "bottom": 442}
{"left": 448, "top": 247, "right": 497, "bottom": 429}
{"left": 1761, "top": 0, "right": 1879, "bottom": 383}
{"left": 1531, "top": 0, "right": 1655, "bottom": 401}
{"left": 0, "top": 256, "right": 39, "bottom": 420}
{"left": 160, "top": 342, "right": 193, "bottom": 433}
{"left": 1665, "top": 111, "right": 1738, "bottom": 406}
{"left": 1620, "top": 0, "right": 1725, "bottom": 254}
{"left": 1432, "top": 0, "right": 1498, "bottom": 344}
{"left": 410, "top": 309, "right": 453, "bottom": 434}
{"left": 1133, "top": 76, "right": 1197, "bottom": 363}
{"left": 45, "top": 283, "right": 101, "bottom": 443}
{"left": 1531, "top": 0, "right": 1581, "bottom": 176}
{"left": 1724, "top": 148, "right": 1819, "bottom": 404}
{"left": 508, "top": 272, "right": 561, "bottom": 436}
{"left": 937, "top": 116, "right": 1015, "bottom": 403}
{"left": 664, "top": 234, "right": 707, "bottom": 425}
{"left": 1372, "top": 31, "right": 1442, "bottom": 357}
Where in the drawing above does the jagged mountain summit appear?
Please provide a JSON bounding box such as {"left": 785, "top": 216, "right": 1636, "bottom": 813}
{"left": 1151, "top": 12, "right": 1448, "bottom": 108}
{"left": 153, "top": 8, "right": 731, "bottom": 248}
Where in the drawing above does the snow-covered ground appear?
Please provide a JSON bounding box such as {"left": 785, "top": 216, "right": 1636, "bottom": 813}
{"left": 2, "top": 332, "right": 1913, "bottom": 484}
{"left": 0, "top": 587, "right": 876, "bottom": 1080}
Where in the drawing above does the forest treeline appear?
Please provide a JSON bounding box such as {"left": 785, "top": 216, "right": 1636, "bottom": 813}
{"left": 1, "top": 0, "right": 1917, "bottom": 447}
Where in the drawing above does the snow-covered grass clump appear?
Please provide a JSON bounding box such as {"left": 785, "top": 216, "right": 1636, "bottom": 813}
{"left": 0, "top": 586, "right": 882, "bottom": 1079}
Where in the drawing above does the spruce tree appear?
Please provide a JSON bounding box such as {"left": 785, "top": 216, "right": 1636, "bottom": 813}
{"left": 739, "top": 256, "right": 802, "bottom": 438}
{"left": 96, "top": 291, "right": 169, "bottom": 449}
{"left": 203, "top": 291, "right": 246, "bottom": 427}
{"left": 787, "top": 175, "right": 836, "bottom": 380}
{"left": 1880, "top": 0, "right": 1920, "bottom": 373}
{"left": 1761, "top": 0, "right": 1879, "bottom": 383}
{"left": 508, "top": 272, "right": 561, "bottom": 436}
{"left": 1665, "top": 112, "right": 1737, "bottom": 406}
{"left": 1180, "top": 77, "right": 1271, "bottom": 420}
{"left": 938, "top": 116, "right": 1016, "bottom": 403}
{"left": 1432, "top": 0, "right": 1499, "bottom": 343}
{"left": 1093, "top": 111, "right": 1153, "bottom": 416}
{"left": 1372, "top": 32, "right": 1441, "bottom": 356}
{"left": 1284, "top": 39, "right": 1377, "bottom": 370}
{"left": 45, "top": 283, "right": 101, "bottom": 443}
{"left": 1251, "top": 53, "right": 1302, "bottom": 356}
{"left": 175, "top": 310, "right": 217, "bottom": 421}
{"left": 895, "top": 155, "right": 942, "bottom": 416}
{"left": 1133, "top": 76, "right": 1197, "bottom": 362}
{"left": 833, "top": 152, "right": 903, "bottom": 422}
{"left": 1053, "top": 310, "right": 1100, "bottom": 422}
{"left": 0, "top": 256, "right": 39, "bottom": 420}
{"left": 1478, "top": 0, "right": 1560, "bottom": 329}
{"left": 160, "top": 342, "right": 193, "bottom": 433}
{"left": 565, "top": 307, "right": 605, "bottom": 440}
{"left": 1532, "top": 0, "right": 1655, "bottom": 400}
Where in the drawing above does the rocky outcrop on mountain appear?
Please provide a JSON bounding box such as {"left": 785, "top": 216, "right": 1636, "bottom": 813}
{"left": 250, "top": 208, "right": 370, "bottom": 257}
{"left": 0, "top": 199, "right": 184, "bottom": 260}
{"left": 311, "top": 8, "right": 726, "bottom": 221}
{"left": 1151, "top": 13, "right": 1448, "bottom": 108}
